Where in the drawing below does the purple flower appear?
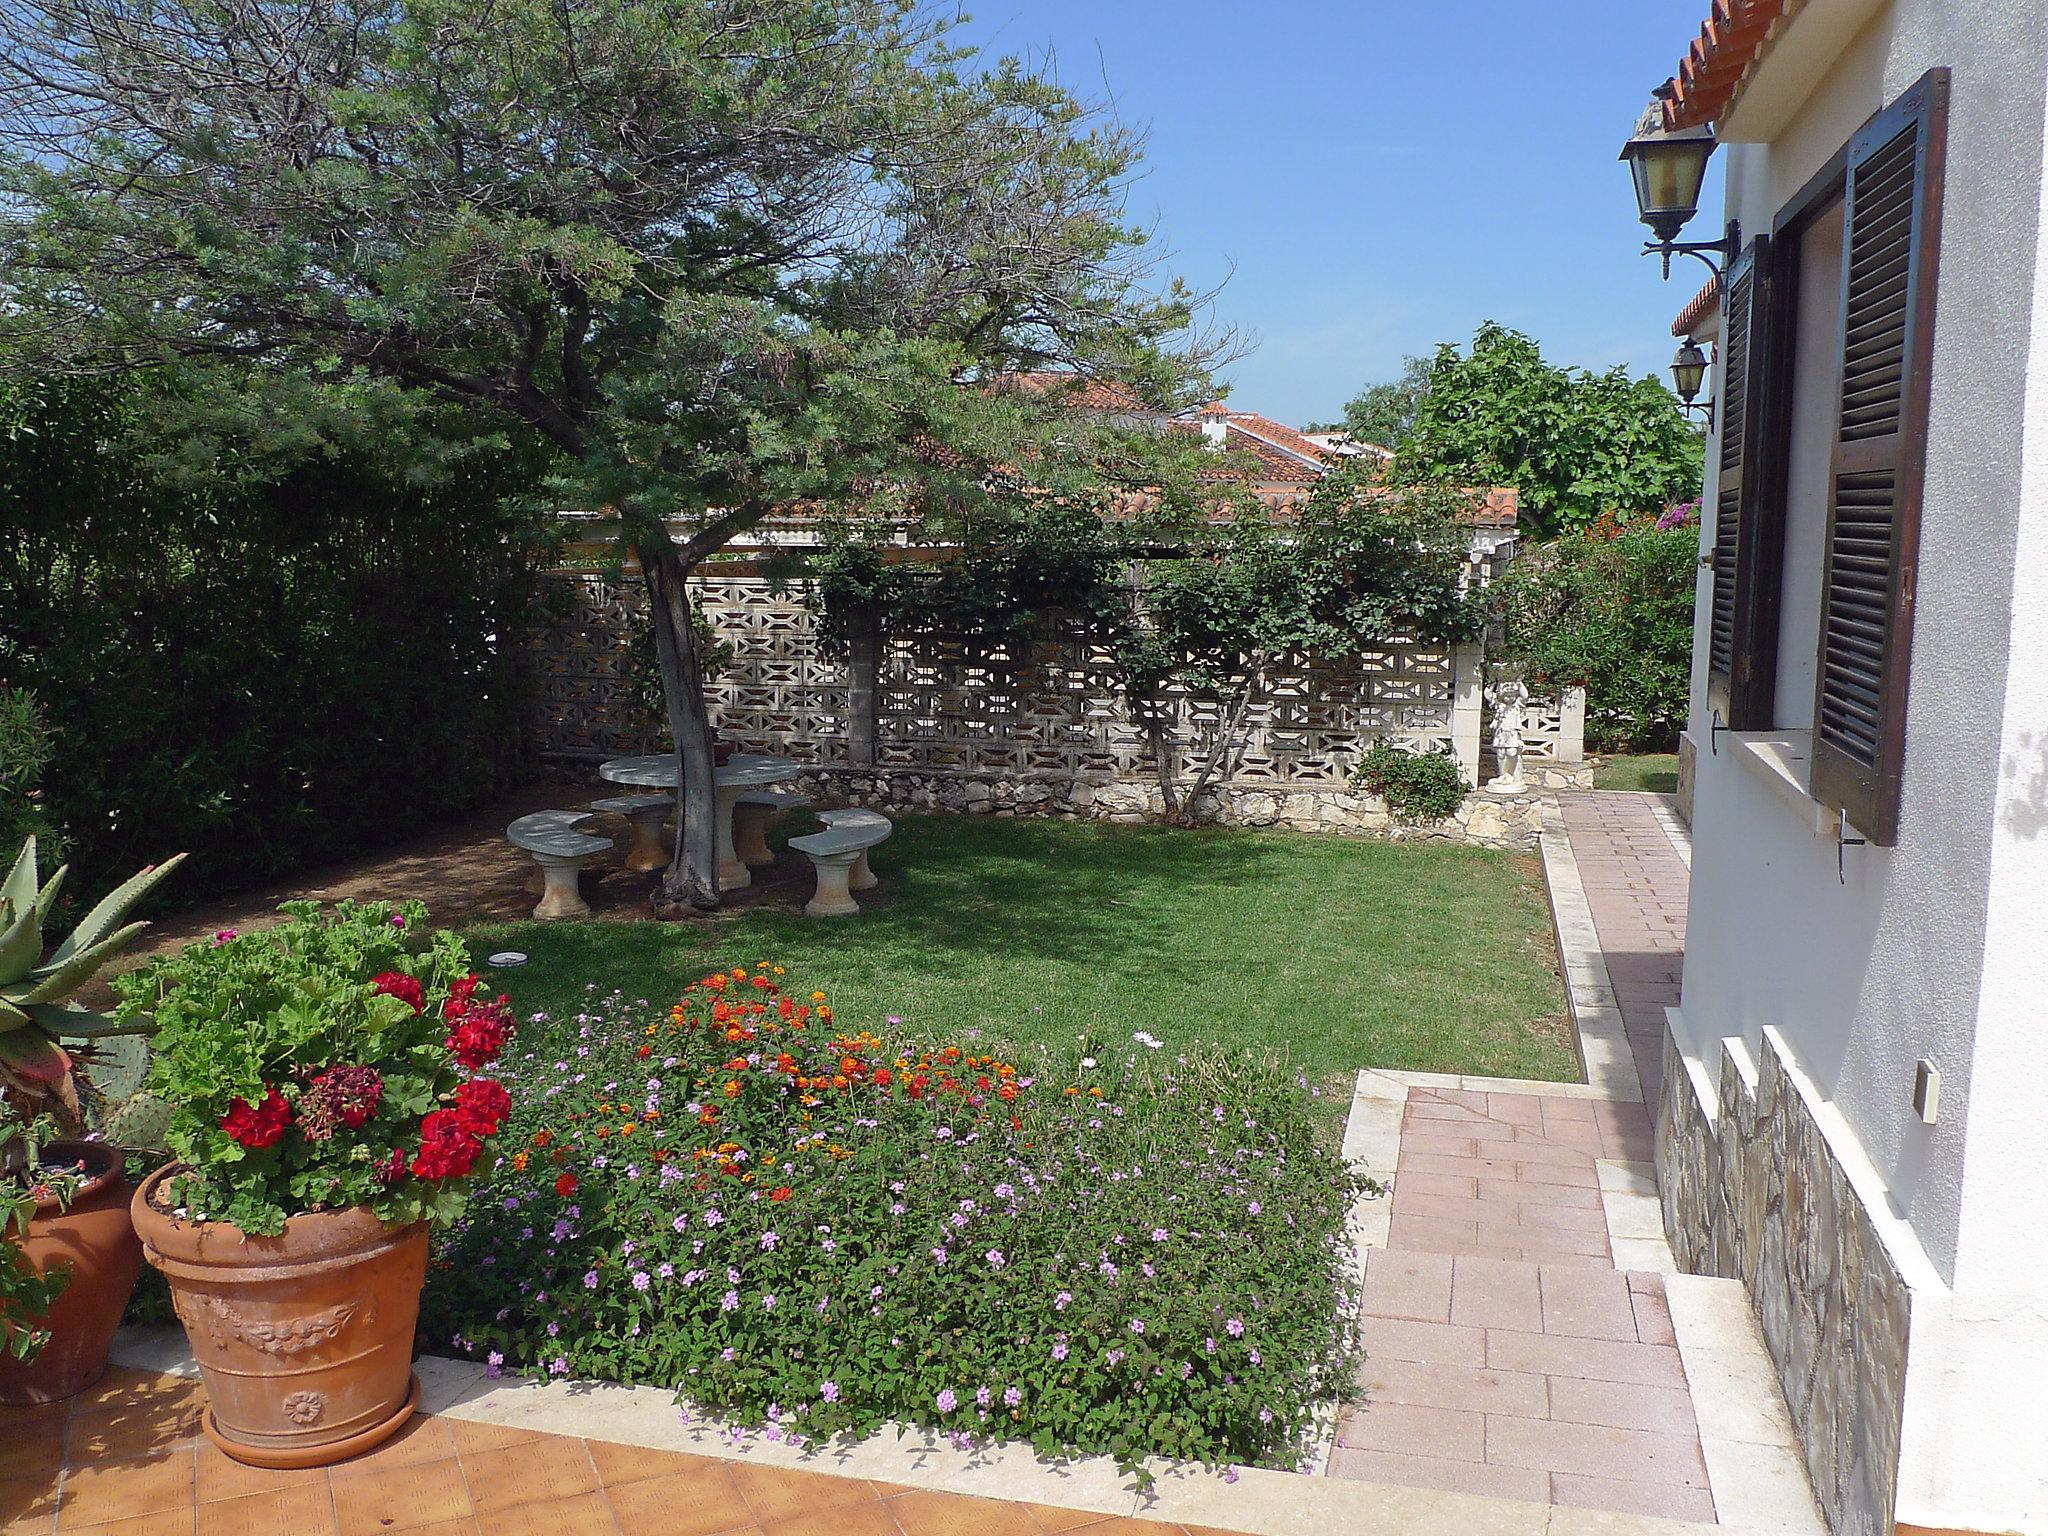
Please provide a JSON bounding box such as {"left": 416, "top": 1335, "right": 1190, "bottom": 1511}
{"left": 582, "top": 1271, "right": 599, "bottom": 1290}
{"left": 1226, "top": 1317, "right": 1245, "bottom": 1337}
{"left": 1003, "top": 1387, "right": 1022, "bottom": 1408}
{"left": 975, "top": 1386, "right": 992, "bottom": 1409}
{"left": 985, "top": 1250, "right": 1005, "bottom": 1269}
{"left": 211, "top": 928, "right": 238, "bottom": 945}
{"left": 1150, "top": 1227, "right": 1169, "bottom": 1242}
{"left": 821, "top": 1381, "right": 840, "bottom": 1403}
{"left": 1247, "top": 1200, "right": 1262, "bottom": 1216}
{"left": 760, "top": 1232, "right": 779, "bottom": 1251}
{"left": 1130, "top": 1319, "right": 1146, "bottom": 1335}
{"left": 486, "top": 1350, "right": 504, "bottom": 1378}
{"left": 632, "top": 1271, "right": 651, "bottom": 1292}
{"left": 389, "top": 914, "right": 407, "bottom": 929}
{"left": 935, "top": 1389, "right": 957, "bottom": 1413}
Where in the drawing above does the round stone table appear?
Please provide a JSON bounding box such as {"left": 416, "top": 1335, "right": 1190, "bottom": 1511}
{"left": 596, "top": 752, "right": 804, "bottom": 890}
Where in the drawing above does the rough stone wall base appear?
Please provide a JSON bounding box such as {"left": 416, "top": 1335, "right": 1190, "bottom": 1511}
{"left": 1656, "top": 1025, "right": 1910, "bottom": 1536}
{"left": 787, "top": 769, "right": 1547, "bottom": 849}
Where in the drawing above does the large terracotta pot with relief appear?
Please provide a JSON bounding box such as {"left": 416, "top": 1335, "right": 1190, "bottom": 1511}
{"left": 131, "top": 1165, "right": 426, "bottom": 1468}
{"left": 0, "top": 1142, "right": 144, "bottom": 1404}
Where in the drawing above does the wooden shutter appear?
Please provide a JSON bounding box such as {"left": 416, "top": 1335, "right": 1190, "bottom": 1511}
{"left": 1809, "top": 69, "right": 1948, "bottom": 847}
{"left": 1707, "top": 237, "right": 1769, "bottom": 718}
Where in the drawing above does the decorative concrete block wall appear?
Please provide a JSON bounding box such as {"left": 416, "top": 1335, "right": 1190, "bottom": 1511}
{"left": 1657, "top": 1027, "right": 1910, "bottom": 1536}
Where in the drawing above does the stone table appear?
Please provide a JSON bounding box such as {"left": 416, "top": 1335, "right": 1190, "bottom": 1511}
{"left": 597, "top": 752, "right": 804, "bottom": 889}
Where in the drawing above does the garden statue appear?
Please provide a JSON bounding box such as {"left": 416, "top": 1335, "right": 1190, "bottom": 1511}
{"left": 1487, "top": 673, "right": 1530, "bottom": 794}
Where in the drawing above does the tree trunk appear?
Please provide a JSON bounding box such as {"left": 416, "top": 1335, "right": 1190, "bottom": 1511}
{"left": 639, "top": 532, "right": 721, "bottom": 915}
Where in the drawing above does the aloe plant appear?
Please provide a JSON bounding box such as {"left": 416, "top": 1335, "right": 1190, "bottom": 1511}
{"left": 0, "top": 837, "right": 184, "bottom": 1141}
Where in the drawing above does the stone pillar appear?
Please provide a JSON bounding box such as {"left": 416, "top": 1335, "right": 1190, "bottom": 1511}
{"left": 1556, "top": 685, "right": 1588, "bottom": 765}
{"left": 1451, "top": 643, "right": 1485, "bottom": 786}
{"left": 848, "top": 620, "right": 879, "bottom": 769}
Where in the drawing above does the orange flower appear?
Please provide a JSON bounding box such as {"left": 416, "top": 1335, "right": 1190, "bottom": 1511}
{"left": 532, "top": 1131, "right": 554, "bottom": 1149}
{"left": 769, "top": 1186, "right": 793, "bottom": 1202}
{"left": 511, "top": 1152, "right": 529, "bottom": 1172}
{"left": 555, "top": 1172, "right": 578, "bottom": 1198}
{"left": 723, "top": 1080, "right": 742, "bottom": 1098}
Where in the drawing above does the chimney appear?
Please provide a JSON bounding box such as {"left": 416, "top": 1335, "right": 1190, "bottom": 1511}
{"left": 1201, "top": 418, "right": 1229, "bottom": 449}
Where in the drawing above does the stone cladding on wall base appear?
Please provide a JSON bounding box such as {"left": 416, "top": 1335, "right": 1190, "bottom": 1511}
{"left": 1656, "top": 1023, "right": 1911, "bottom": 1536}
{"left": 788, "top": 768, "right": 1548, "bottom": 849}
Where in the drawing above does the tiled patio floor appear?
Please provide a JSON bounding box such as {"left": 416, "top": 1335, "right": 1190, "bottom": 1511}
{"left": 1332, "top": 791, "right": 1716, "bottom": 1522}
{"left": 0, "top": 1367, "right": 1245, "bottom": 1536}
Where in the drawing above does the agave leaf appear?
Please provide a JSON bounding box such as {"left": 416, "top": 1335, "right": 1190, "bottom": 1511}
{"left": 0, "top": 1029, "right": 71, "bottom": 1086}
{"left": 0, "top": 896, "right": 39, "bottom": 985}
{"left": 15, "top": 921, "right": 148, "bottom": 1005}
{"left": 44, "top": 852, "right": 186, "bottom": 969}
{"left": 0, "top": 996, "right": 31, "bottom": 1032}
{"left": 35, "top": 864, "right": 66, "bottom": 922}
{"left": 27, "top": 1002, "right": 153, "bottom": 1039}
{"left": 0, "top": 840, "right": 36, "bottom": 930}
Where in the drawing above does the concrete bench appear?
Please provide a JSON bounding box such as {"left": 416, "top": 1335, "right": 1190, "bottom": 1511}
{"left": 788, "top": 811, "right": 892, "bottom": 917}
{"left": 507, "top": 811, "right": 613, "bottom": 919}
{"left": 589, "top": 792, "right": 674, "bottom": 873}
{"left": 731, "top": 790, "right": 813, "bottom": 870}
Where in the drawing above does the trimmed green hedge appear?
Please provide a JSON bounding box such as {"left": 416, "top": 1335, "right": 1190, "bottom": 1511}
{"left": 0, "top": 377, "right": 543, "bottom": 906}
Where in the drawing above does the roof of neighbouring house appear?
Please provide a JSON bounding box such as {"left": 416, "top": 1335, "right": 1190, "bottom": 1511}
{"left": 987, "top": 371, "right": 1148, "bottom": 413}
{"left": 1673, "top": 276, "right": 1722, "bottom": 337}
{"left": 1660, "top": 0, "right": 1797, "bottom": 131}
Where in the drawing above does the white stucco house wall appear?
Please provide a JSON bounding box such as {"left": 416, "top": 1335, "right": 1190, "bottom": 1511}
{"left": 1650, "top": 2, "right": 2048, "bottom": 1534}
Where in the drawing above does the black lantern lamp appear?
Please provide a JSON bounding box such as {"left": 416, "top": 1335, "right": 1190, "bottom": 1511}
{"left": 1621, "top": 92, "right": 1739, "bottom": 280}
{"left": 1670, "top": 340, "right": 1713, "bottom": 426}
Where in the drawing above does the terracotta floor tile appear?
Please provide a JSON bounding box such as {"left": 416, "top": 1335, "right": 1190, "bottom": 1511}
{"left": 726, "top": 1463, "right": 878, "bottom": 1527}
{"left": 1325, "top": 1445, "right": 1548, "bottom": 1502}
{"left": 755, "top": 1500, "right": 902, "bottom": 1536}
{"left": 603, "top": 1464, "right": 754, "bottom": 1536}
{"left": 0, "top": 1423, "right": 66, "bottom": 1482}
{"left": 194, "top": 1443, "right": 329, "bottom": 1504}
{"left": 60, "top": 1508, "right": 193, "bottom": 1536}
{"left": 65, "top": 1400, "right": 202, "bottom": 1463}
{"left": 55, "top": 1447, "right": 196, "bottom": 1530}
{"left": 446, "top": 1420, "right": 542, "bottom": 1456}
{"left": 1356, "top": 1317, "right": 1486, "bottom": 1369}
{"left": 1547, "top": 1378, "right": 1701, "bottom": 1438}
{"left": 886, "top": 1489, "right": 1042, "bottom": 1536}
{"left": 1020, "top": 1502, "right": 1116, "bottom": 1531}
{"left": 584, "top": 1439, "right": 725, "bottom": 1488}
{"left": 195, "top": 1481, "right": 336, "bottom": 1536}
{"left": 1063, "top": 1520, "right": 1180, "bottom": 1536}
{"left": 327, "top": 1456, "right": 475, "bottom": 1536}
{"left": 1484, "top": 1415, "right": 1707, "bottom": 1486}
{"left": 68, "top": 1369, "right": 201, "bottom": 1417}
{"left": 1336, "top": 1401, "right": 1482, "bottom": 1462}
{"left": 474, "top": 1487, "right": 618, "bottom": 1536}
{"left": 0, "top": 1476, "right": 60, "bottom": 1535}
{"left": 328, "top": 1417, "right": 459, "bottom": 1480}
{"left": 1356, "top": 1355, "right": 1546, "bottom": 1419}
{"left": 461, "top": 1436, "right": 599, "bottom": 1513}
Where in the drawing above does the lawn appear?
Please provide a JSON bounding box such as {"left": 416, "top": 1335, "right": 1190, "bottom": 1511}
{"left": 465, "top": 813, "right": 1576, "bottom": 1085}
{"left": 1593, "top": 753, "right": 1680, "bottom": 794}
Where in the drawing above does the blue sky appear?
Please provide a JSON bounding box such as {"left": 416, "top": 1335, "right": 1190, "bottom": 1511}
{"left": 949, "top": 0, "right": 1724, "bottom": 426}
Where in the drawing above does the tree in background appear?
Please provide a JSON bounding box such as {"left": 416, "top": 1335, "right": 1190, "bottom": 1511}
{"left": 1333, "top": 354, "right": 1432, "bottom": 452}
{"left": 1340, "top": 323, "right": 1702, "bottom": 537}
{"left": 0, "top": 0, "right": 1219, "bottom": 914}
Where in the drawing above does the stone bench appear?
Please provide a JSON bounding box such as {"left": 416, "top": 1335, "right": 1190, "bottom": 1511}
{"left": 788, "top": 810, "right": 892, "bottom": 917}
{"left": 506, "top": 811, "right": 613, "bottom": 919}
{"left": 731, "top": 790, "right": 813, "bottom": 870}
{"left": 589, "top": 793, "right": 674, "bottom": 873}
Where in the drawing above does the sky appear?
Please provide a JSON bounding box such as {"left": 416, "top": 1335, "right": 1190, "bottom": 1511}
{"left": 948, "top": 0, "right": 1725, "bottom": 427}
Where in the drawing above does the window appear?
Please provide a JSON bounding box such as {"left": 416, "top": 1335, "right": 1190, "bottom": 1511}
{"left": 1707, "top": 68, "right": 1948, "bottom": 847}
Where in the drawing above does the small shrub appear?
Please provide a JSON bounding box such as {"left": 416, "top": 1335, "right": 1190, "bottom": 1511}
{"left": 0, "top": 688, "right": 60, "bottom": 874}
{"left": 1353, "top": 744, "right": 1468, "bottom": 823}
{"left": 424, "top": 964, "right": 1362, "bottom": 1477}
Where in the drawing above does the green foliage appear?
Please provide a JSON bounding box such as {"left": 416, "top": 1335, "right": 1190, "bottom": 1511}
{"left": 0, "top": 690, "right": 59, "bottom": 874}
{"left": 1337, "top": 353, "right": 1433, "bottom": 451}
{"left": 110, "top": 901, "right": 508, "bottom": 1236}
{"left": 1352, "top": 745, "right": 1470, "bottom": 824}
{"left": 0, "top": 1111, "right": 76, "bottom": 1362}
{"left": 0, "top": 375, "right": 544, "bottom": 907}
{"left": 1493, "top": 514, "right": 1699, "bottom": 753}
{"left": 1371, "top": 323, "right": 1704, "bottom": 537}
{"left": 425, "top": 965, "right": 1361, "bottom": 1477}
{"left": 0, "top": 835, "right": 186, "bottom": 1139}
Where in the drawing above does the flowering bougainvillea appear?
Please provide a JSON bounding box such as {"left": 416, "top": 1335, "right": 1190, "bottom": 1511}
{"left": 113, "top": 900, "right": 511, "bottom": 1235}
{"left": 426, "top": 965, "right": 1361, "bottom": 1476}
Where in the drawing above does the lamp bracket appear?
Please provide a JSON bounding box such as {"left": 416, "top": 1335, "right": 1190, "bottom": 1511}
{"left": 1642, "top": 219, "right": 1742, "bottom": 282}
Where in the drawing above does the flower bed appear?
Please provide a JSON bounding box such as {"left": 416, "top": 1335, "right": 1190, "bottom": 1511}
{"left": 426, "top": 964, "right": 1361, "bottom": 1474}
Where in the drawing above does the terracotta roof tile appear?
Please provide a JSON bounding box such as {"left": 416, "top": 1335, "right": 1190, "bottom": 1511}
{"left": 989, "top": 371, "right": 1147, "bottom": 412}
{"left": 1661, "top": 0, "right": 1795, "bottom": 131}
{"left": 1672, "top": 276, "right": 1721, "bottom": 337}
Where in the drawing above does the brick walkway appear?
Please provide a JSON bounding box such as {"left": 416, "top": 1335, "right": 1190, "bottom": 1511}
{"left": 1, "top": 1366, "right": 1246, "bottom": 1536}
{"left": 1553, "top": 791, "right": 1690, "bottom": 1103}
{"left": 1332, "top": 791, "right": 1711, "bottom": 1522}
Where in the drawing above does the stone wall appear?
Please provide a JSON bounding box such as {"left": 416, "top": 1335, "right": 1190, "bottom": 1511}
{"left": 1657, "top": 1027, "right": 1911, "bottom": 1536}
{"left": 786, "top": 767, "right": 1548, "bottom": 849}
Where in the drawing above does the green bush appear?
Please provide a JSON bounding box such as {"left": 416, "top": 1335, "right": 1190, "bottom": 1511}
{"left": 1352, "top": 744, "right": 1469, "bottom": 823}
{"left": 0, "top": 689, "right": 60, "bottom": 876}
{"left": 424, "top": 963, "right": 1362, "bottom": 1477}
{"left": 0, "top": 376, "right": 544, "bottom": 906}
{"left": 1493, "top": 514, "right": 1698, "bottom": 753}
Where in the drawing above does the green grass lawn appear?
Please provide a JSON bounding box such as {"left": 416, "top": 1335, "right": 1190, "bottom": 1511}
{"left": 465, "top": 814, "right": 1575, "bottom": 1084}
{"left": 1593, "top": 753, "right": 1681, "bottom": 794}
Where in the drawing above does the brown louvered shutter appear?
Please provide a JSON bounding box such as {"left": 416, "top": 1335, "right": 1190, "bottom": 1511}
{"left": 1707, "top": 238, "right": 1768, "bottom": 718}
{"left": 1809, "top": 69, "right": 1948, "bottom": 846}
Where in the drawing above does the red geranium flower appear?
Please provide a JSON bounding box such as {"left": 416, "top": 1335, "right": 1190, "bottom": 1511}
{"left": 453, "top": 1077, "right": 511, "bottom": 1136}
{"left": 444, "top": 994, "right": 512, "bottom": 1070}
{"left": 410, "top": 1109, "right": 484, "bottom": 1181}
{"left": 221, "top": 1089, "right": 291, "bottom": 1149}
{"left": 441, "top": 972, "right": 483, "bottom": 1019}
{"left": 371, "top": 972, "right": 424, "bottom": 1013}
{"left": 375, "top": 1147, "right": 407, "bottom": 1185}
{"left": 554, "top": 1171, "right": 578, "bottom": 1198}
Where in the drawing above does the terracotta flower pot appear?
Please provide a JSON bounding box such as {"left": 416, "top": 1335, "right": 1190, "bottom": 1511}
{"left": 131, "top": 1165, "right": 427, "bottom": 1468}
{"left": 0, "top": 1141, "right": 144, "bottom": 1405}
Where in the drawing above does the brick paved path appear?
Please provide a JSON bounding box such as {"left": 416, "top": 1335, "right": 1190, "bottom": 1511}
{"left": 1332, "top": 792, "right": 1710, "bottom": 1521}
